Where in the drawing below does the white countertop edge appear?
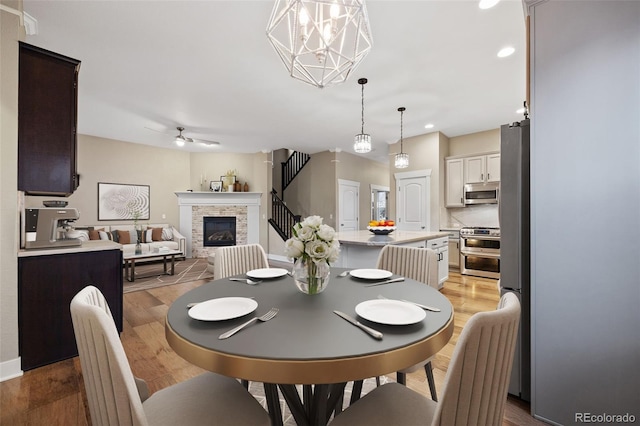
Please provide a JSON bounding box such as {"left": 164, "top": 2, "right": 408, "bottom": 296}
{"left": 18, "top": 240, "right": 122, "bottom": 257}
{"left": 336, "top": 230, "right": 448, "bottom": 246}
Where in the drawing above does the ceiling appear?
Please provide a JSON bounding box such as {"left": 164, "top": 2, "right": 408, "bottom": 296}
{"left": 23, "top": 0, "right": 527, "bottom": 163}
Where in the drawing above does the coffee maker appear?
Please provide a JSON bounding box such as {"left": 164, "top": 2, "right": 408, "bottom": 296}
{"left": 24, "top": 208, "right": 82, "bottom": 249}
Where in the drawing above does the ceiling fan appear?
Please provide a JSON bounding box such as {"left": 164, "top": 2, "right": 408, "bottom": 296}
{"left": 146, "top": 126, "right": 220, "bottom": 147}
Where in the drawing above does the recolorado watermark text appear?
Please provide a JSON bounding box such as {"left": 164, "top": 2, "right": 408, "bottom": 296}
{"left": 575, "top": 413, "right": 636, "bottom": 423}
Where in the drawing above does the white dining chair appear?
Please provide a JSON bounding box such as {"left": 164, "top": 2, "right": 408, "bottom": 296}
{"left": 70, "top": 285, "right": 271, "bottom": 426}
{"left": 331, "top": 292, "right": 521, "bottom": 426}
{"left": 213, "top": 243, "right": 269, "bottom": 279}
{"left": 376, "top": 244, "right": 440, "bottom": 400}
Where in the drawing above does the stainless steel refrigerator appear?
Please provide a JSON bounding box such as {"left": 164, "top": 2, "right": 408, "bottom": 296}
{"left": 499, "top": 119, "right": 530, "bottom": 401}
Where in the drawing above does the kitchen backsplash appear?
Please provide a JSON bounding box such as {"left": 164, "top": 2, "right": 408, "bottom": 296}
{"left": 445, "top": 205, "right": 499, "bottom": 228}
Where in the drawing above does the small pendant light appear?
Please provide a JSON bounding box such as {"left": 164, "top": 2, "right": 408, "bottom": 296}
{"left": 353, "top": 78, "right": 372, "bottom": 153}
{"left": 394, "top": 107, "right": 409, "bottom": 168}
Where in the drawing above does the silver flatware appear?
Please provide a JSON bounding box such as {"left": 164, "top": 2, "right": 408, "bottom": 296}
{"left": 228, "top": 277, "right": 262, "bottom": 285}
{"left": 338, "top": 270, "right": 351, "bottom": 277}
{"left": 363, "top": 277, "right": 405, "bottom": 287}
{"left": 401, "top": 299, "right": 441, "bottom": 312}
{"left": 334, "top": 310, "right": 383, "bottom": 340}
{"left": 218, "top": 308, "right": 279, "bottom": 339}
{"left": 377, "top": 294, "right": 441, "bottom": 312}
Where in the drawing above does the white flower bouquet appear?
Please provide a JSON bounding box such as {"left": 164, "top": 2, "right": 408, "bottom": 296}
{"left": 284, "top": 215, "right": 340, "bottom": 294}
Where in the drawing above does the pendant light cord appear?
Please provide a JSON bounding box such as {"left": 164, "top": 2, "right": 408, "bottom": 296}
{"left": 361, "top": 82, "right": 365, "bottom": 134}
{"left": 399, "top": 107, "right": 405, "bottom": 153}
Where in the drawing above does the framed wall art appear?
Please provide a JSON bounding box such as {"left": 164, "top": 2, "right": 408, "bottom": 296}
{"left": 210, "top": 181, "right": 222, "bottom": 192}
{"left": 98, "top": 182, "right": 150, "bottom": 220}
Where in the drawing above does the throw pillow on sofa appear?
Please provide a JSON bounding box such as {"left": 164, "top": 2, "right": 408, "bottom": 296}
{"left": 151, "top": 227, "right": 163, "bottom": 241}
{"left": 117, "top": 230, "right": 131, "bottom": 244}
{"left": 89, "top": 228, "right": 104, "bottom": 240}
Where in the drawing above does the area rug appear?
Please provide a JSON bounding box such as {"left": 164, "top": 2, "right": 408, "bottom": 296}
{"left": 247, "top": 377, "right": 392, "bottom": 426}
{"left": 123, "top": 258, "right": 213, "bottom": 293}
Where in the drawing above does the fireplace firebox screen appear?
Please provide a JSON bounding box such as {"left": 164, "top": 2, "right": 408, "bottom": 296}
{"left": 203, "top": 216, "right": 236, "bottom": 247}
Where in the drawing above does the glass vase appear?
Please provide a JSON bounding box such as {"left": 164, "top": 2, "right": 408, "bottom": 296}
{"left": 292, "top": 258, "right": 330, "bottom": 295}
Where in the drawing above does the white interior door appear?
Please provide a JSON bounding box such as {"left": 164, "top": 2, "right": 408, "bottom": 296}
{"left": 395, "top": 170, "right": 431, "bottom": 231}
{"left": 338, "top": 179, "right": 360, "bottom": 231}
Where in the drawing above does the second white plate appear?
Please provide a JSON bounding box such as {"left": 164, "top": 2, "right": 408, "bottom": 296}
{"left": 355, "top": 299, "right": 426, "bottom": 325}
{"left": 188, "top": 297, "right": 258, "bottom": 321}
{"left": 349, "top": 269, "right": 393, "bottom": 280}
{"left": 246, "top": 268, "right": 289, "bottom": 279}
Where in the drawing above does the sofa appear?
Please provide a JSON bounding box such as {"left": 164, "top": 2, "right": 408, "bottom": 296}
{"left": 72, "top": 224, "right": 186, "bottom": 259}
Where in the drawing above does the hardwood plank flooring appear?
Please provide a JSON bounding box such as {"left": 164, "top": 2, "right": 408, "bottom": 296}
{"left": 0, "top": 272, "right": 546, "bottom": 425}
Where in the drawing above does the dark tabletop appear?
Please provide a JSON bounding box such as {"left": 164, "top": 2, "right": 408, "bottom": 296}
{"left": 166, "top": 267, "right": 454, "bottom": 384}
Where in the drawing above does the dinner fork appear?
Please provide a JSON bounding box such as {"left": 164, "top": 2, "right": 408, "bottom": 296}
{"left": 228, "top": 277, "right": 262, "bottom": 285}
{"left": 218, "top": 308, "right": 279, "bottom": 339}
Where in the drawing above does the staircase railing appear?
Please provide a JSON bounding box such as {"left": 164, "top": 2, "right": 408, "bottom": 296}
{"left": 269, "top": 189, "right": 301, "bottom": 241}
{"left": 282, "top": 151, "right": 311, "bottom": 192}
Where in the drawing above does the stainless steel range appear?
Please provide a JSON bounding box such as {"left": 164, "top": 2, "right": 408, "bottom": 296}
{"left": 460, "top": 226, "right": 500, "bottom": 279}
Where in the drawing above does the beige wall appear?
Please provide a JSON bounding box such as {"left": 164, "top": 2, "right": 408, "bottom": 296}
{"left": 388, "top": 132, "right": 442, "bottom": 231}
{"left": 0, "top": 0, "right": 23, "bottom": 373}
{"left": 283, "top": 151, "right": 337, "bottom": 228}
{"left": 283, "top": 150, "right": 390, "bottom": 231}
{"left": 25, "top": 135, "right": 191, "bottom": 227}
{"left": 336, "top": 151, "right": 390, "bottom": 228}
{"left": 448, "top": 128, "right": 500, "bottom": 157}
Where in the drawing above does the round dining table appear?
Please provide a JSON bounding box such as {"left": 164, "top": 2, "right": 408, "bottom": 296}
{"left": 165, "top": 267, "right": 454, "bottom": 426}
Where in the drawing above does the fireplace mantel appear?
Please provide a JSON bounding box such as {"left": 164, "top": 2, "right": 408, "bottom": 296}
{"left": 175, "top": 192, "right": 262, "bottom": 258}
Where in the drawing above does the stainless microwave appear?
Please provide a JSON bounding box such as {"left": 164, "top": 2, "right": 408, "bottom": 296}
{"left": 463, "top": 183, "right": 499, "bottom": 205}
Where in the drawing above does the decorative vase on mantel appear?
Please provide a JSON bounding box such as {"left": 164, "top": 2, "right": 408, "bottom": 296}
{"left": 292, "top": 257, "right": 330, "bottom": 295}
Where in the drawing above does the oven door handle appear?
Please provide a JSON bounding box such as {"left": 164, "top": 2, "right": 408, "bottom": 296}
{"left": 460, "top": 235, "right": 501, "bottom": 241}
{"left": 460, "top": 251, "right": 501, "bottom": 259}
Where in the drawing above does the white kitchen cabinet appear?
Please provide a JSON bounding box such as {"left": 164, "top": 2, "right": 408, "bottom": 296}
{"left": 486, "top": 153, "right": 501, "bottom": 182}
{"left": 464, "top": 156, "right": 485, "bottom": 184}
{"left": 445, "top": 158, "right": 464, "bottom": 207}
{"left": 464, "top": 153, "right": 500, "bottom": 184}
{"left": 427, "top": 236, "right": 449, "bottom": 288}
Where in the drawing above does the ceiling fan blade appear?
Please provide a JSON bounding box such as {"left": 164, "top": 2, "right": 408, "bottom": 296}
{"left": 192, "top": 138, "right": 220, "bottom": 146}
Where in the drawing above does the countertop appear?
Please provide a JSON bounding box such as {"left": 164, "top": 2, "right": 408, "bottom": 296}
{"left": 18, "top": 240, "right": 122, "bottom": 257}
{"left": 336, "top": 230, "right": 448, "bottom": 247}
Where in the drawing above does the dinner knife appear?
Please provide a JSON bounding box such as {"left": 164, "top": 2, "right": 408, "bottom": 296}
{"left": 334, "top": 311, "right": 383, "bottom": 340}
{"left": 401, "top": 300, "right": 441, "bottom": 312}
{"left": 363, "top": 277, "right": 405, "bottom": 287}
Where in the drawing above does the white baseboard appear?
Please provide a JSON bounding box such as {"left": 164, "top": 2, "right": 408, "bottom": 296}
{"left": 0, "top": 357, "right": 23, "bottom": 382}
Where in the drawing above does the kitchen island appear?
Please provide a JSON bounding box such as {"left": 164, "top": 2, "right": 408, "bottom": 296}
{"left": 335, "top": 230, "right": 449, "bottom": 279}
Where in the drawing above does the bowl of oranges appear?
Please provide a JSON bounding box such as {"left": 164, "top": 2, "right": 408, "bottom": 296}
{"left": 367, "top": 220, "right": 396, "bottom": 235}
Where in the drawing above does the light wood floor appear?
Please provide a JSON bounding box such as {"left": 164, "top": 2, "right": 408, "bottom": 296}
{"left": 0, "top": 271, "right": 546, "bottom": 425}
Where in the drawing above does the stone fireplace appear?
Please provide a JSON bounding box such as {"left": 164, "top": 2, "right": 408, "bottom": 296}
{"left": 203, "top": 216, "right": 236, "bottom": 247}
{"left": 175, "top": 192, "right": 262, "bottom": 258}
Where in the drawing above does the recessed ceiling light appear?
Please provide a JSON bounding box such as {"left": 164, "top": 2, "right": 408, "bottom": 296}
{"left": 497, "top": 46, "right": 515, "bottom": 58}
{"left": 479, "top": 0, "right": 500, "bottom": 9}
{"left": 424, "top": 124, "right": 434, "bottom": 129}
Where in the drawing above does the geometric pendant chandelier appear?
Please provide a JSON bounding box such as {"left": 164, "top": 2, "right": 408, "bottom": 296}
{"left": 266, "top": 0, "right": 373, "bottom": 88}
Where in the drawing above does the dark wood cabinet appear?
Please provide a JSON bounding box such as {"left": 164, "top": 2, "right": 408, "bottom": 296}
{"left": 18, "top": 42, "right": 81, "bottom": 196}
{"left": 18, "top": 249, "right": 122, "bottom": 371}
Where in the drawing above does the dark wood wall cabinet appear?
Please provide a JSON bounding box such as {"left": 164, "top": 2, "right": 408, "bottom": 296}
{"left": 18, "top": 42, "right": 81, "bottom": 196}
{"left": 18, "top": 248, "right": 122, "bottom": 371}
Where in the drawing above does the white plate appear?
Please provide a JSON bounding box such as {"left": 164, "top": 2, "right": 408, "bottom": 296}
{"left": 246, "top": 268, "right": 289, "bottom": 279}
{"left": 355, "top": 299, "right": 426, "bottom": 325}
{"left": 349, "top": 269, "right": 393, "bottom": 280}
{"left": 188, "top": 297, "right": 258, "bottom": 321}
